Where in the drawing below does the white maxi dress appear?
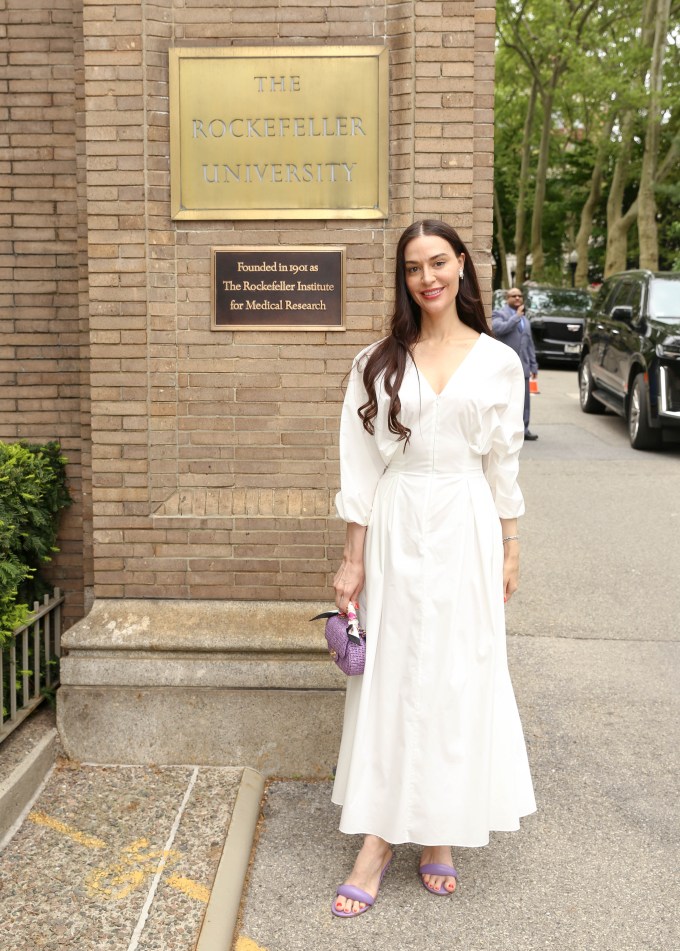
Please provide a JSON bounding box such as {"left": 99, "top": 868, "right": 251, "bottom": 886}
{"left": 332, "top": 333, "right": 536, "bottom": 847}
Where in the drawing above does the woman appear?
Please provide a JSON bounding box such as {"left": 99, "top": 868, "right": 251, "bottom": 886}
{"left": 331, "top": 220, "right": 536, "bottom": 918}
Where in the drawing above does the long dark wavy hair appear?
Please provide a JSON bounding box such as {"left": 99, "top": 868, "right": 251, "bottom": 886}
{"left": 358, "top": 219, "right": 491, "bottom": 443}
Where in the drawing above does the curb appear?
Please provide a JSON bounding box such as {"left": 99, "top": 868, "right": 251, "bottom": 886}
{"left": 0, "top": 728, "right": 59, "bottom": 848}
{"left": 196, "top": 766, "right": 265, "bottom": 951}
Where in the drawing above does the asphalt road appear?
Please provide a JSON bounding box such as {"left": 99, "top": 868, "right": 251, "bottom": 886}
{"left": 237, "top": 367, "right": 680, "bottom": 951}
{"left": 515, "top": 365, "right": 680, "bottom": 641}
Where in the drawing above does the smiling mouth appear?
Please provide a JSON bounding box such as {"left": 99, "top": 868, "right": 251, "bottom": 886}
{"left": 421, "top": 287, "right": 444, "bottom": 299}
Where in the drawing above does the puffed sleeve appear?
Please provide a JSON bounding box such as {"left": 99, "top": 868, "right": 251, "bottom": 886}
{"left": 482, "top": 356, "right": 526, "bottom": 518}
{"left": 334, "top": 357, "right": 386, "bottom": 526}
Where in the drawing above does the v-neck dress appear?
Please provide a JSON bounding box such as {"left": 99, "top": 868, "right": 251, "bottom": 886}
{"left": 332, "top": 333, "right": 536, "bottom": 846}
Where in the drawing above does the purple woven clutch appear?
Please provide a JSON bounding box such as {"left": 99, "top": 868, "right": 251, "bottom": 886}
{"left": 310, "top": 607, "right": 366, "bottom": 676}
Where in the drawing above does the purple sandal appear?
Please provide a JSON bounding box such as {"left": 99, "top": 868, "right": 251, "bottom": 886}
{"left": 419, "top": 862, "right": 458, "bottom": 896}
{"left": 331, "top": 856, "right": 393, "bottom": 918}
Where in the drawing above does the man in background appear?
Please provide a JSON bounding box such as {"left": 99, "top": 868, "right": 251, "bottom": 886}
{"left": 492, "top": 288, "right": 539, "bottom": 441}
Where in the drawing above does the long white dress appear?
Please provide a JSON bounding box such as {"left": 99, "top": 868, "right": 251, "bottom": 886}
{"left": 332, "top": 332, "right": 536, "bottom": 847}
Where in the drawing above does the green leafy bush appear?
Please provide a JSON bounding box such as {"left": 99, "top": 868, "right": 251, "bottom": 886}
{"left": 0, "top": 441, "right": 71, "bottom": 644}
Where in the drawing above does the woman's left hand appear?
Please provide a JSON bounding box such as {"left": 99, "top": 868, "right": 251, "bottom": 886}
{"left": 503, "top": 542, "right": 520, "bottom": 603}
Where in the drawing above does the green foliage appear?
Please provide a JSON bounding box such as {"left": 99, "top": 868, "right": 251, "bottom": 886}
{"left": 0, "top": 441, "right": 71, "bottom": 645}
{"left": 657, "top": 180, "right": 680, "bottom": 271}
{"left": 494, "top": 0, "right": 680, "bottom": 280}
{"left": 0, "top": 597, "right": 32, "bottom": 646}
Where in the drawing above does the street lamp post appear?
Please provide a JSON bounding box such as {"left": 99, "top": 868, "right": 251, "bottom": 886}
{"left": 568, "top": 249, "right": 578, "bottom": 287}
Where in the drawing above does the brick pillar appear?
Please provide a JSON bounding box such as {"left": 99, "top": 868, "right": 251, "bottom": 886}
{"left": 53, "top": 0, "right": 498, "bottom": 771}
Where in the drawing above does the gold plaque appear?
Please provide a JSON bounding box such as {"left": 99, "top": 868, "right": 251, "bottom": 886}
{"left": 211, "top": 246, "right": 345, "bottom": 331}
{"left": 170, "top": 46, "right": 388, "bottom": 220}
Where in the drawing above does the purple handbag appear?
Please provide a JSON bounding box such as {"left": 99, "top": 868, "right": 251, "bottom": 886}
{"left": 310, "top": 602, "right": 366, "bottom": 676}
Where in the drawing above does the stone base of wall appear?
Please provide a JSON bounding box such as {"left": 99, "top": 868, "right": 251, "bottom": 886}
{"left": 57, "top": 600, "right": 345, "bottom": 778}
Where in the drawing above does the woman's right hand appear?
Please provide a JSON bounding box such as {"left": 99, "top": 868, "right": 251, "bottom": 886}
{"left": 333, "top": 558, "right": 365, "bottom": 613}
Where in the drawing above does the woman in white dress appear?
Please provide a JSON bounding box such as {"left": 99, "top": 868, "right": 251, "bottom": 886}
{"left": 331, "top": 220, "right": 536, "bottom": 918}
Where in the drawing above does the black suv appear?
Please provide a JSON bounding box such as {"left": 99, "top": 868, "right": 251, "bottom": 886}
{"left": 492, "top": 286, "right": 591, "bottom": 365}
{"left": 579, "top": 270, "right": 680, "bottom": 449}
{"left": 524, "top": 285, "right": 591, "bottom": 365}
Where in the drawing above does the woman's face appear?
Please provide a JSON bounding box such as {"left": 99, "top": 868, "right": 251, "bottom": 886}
{"left": 403, "top": 234, "right": 464, "bottom": 318}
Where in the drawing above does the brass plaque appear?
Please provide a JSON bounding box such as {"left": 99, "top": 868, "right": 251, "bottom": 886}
{"left": 212, "top": 246, "right": 345, "bottom": 331}
{"left": 170, "top": 46, "right": 388, "bottom": 220}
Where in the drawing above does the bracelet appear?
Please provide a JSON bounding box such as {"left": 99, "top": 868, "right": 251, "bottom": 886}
{"left": 502, "top": 535, "right": 520, "bottom": 543}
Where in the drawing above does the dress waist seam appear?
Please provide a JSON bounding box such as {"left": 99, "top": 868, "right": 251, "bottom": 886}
{"left": 383, "top": 467, "right": 485, "bottom": 479}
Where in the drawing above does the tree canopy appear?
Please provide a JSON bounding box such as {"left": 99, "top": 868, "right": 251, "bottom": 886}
{"left": 494, "top": 0, "right": 680, "bottom": 287}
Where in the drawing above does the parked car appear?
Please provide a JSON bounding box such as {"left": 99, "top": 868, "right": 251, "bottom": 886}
{"left": 524, "top": 285, "right": 591, "bottom": 365}
{"left": 491, "top": 285, "right": 591, "bottom": 365}
{"left": 579, "top": 270, "right": 680, "bottom": 450}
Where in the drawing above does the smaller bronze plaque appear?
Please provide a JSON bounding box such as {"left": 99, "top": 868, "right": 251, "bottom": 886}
{"left": 212, "top": 246, "right": 345, "bottom": 331}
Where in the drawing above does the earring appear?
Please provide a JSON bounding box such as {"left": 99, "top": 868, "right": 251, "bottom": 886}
{"left": 459, "top": 269, "right": 464, "bottom": 280}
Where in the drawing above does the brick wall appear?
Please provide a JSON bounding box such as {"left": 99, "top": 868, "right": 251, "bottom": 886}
{"left": 3, "top": 0, "right": 496, "bottom": 609}
{"left": 0, "top": 0, "right": 90, "bottom": 627}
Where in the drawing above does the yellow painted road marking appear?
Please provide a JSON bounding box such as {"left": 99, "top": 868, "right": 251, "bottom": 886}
{"left": 87, "top": 838, "right": 181, "bottom": 901}
{"left": 87, "top": 864, "right": 146, "bottom": 901}
{"left": 29, "top": 811, "right": 108, "bottom": 849}
{"left": 28, "top": 812, "right": 211, "bottom": 904}
{"left": 235, "top": 938, "right": 269, "bottom": 951}
{"left": 165, "top": 874, "right": 210, "bottom": 903}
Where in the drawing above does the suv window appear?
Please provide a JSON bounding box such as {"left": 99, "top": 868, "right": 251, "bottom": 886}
{"left": 615, "top": 281, "right": 637, "bottom": 307}
{"left": 649, "top": 278, "right": 680, "bottom": 319}
{"left": 602, "top": 281, "right": 628, "bottom": 315}
{"left": 627, "top": 281, "right": 643, "bottom": 322}
{"left": 525, "top": 288, "right": 590, "bottom": 313}
{"left": 594, "top": 279, "right": 615, "bottom": 312}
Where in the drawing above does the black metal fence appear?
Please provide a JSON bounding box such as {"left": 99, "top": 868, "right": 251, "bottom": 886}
{"left": 0, "top": 589, "right": 63, "bottom": 745}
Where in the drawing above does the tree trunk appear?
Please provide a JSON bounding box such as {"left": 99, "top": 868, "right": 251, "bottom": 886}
{"left": 604, "top": 112, "right": 635, "bottom": 278}
{"left": 574, "top": 117, "right": 613, "bottom": 286}
{"left": 514, "top": 77, "right": 538, "bottom": 282}
{"left": 494, "top": 186, "right": 508, "bottom": 289}
{"left": 529, "top": 68, "right": 560, "bottom": 281}
{"left": 605, "top": 206, "right": 637, "bottom": 278}
{"left": 657, "top": 128, "right": 680, "bottom": 184}
{"left": 574, "top": 172, "right": 602, "bottom": 287}
{"left": 637, "top": 0, "right": 671, "bottom": 270}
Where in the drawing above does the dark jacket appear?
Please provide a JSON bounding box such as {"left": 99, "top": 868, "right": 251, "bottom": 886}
{"left": 491, "top": 304, "right": 538, "bottom": 377}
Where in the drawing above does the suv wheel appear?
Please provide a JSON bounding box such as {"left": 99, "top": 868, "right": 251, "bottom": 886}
{"left": 579, "top": 356, "right": 605, "bottom": 414}
{"left": 628, "top": 373, "right": 662, "bottom": 451}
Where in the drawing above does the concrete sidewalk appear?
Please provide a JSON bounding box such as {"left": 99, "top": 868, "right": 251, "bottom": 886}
{"left": 236, "top": 637, "right": 678, "bottom": 951}
{"left": 0, "top": 741, "right": 262, "bottom": 951}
